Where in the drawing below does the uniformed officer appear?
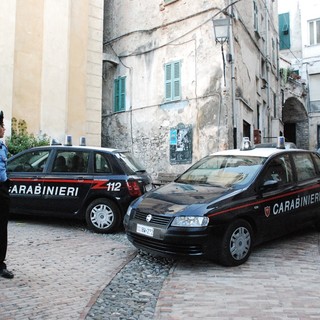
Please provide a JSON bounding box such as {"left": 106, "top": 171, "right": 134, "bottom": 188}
{"left": 0, "top": 110, "right": 14, "bottom": 279}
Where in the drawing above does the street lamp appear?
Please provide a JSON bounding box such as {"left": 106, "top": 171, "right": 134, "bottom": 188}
{"left": 212, "top": 18, "right": 231, "bottom": 86}
{"left": 213, "top": 18, "right": 230, "bottom": 44}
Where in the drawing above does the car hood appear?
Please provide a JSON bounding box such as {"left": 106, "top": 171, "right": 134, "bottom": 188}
{"left": 136, "top": 182, "right": 242, "bottom": 215}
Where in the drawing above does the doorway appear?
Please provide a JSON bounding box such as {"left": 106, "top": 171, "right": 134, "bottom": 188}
{"left": 284, "top": 123, "right": 296, "bottom": 144}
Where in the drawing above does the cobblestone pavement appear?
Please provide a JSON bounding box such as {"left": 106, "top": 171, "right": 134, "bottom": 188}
{"left": 0, "top": 216, "right": 320, "bottom": 320}
{"left": 0, "top": 217, "right": 136, "bottom": 320}
{"left": 154, "top": 229, "right": 320, "bottom": 320}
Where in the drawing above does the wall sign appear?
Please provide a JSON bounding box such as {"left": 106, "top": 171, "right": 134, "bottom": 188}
{"left": 169, "top": 124, "right": 192, "bottom": 164}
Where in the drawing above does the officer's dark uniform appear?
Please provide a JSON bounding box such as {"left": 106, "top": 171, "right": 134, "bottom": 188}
{"left": 0, "top": 110, "right": 14, "bottom": 279}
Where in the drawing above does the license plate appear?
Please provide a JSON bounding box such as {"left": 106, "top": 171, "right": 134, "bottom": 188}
{"left": 136, "top": 224, "right": 154, "bottom": 237}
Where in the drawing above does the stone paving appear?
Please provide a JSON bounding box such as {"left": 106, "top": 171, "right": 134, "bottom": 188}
{"left": 0, "top": 217, "right": 135, "bottom": 320}
{"left": 0, "top": 216, "right": 320, "bottom": 320}
{"left": 154, "top": 229, "right": 320, "bottom": 320}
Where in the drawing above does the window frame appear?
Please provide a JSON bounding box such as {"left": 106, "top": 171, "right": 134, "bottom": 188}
{"left": 308, "top": 18, "right": 320, "bottom": 46}
{"left": 164, "top": 61, "right": 181, "bottom": 102}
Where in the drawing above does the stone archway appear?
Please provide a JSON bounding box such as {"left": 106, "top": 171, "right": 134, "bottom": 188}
{"left": 282, "top": 97, "right": 309, "bottom": 149}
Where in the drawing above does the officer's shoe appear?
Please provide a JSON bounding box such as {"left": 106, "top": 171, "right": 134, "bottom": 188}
{"left": 0, "top": 268, "right": 14, "bottom": 279}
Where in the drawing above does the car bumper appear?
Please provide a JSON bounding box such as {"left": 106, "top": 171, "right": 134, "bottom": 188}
{"left": 125, "top": 221, "right": 224, "bottom": 260}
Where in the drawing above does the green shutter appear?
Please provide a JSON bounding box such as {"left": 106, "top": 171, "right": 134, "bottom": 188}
{"left": 173, "top": 62, "right": 180, "bottom": 99}
{"left": 279, "top": 13, "right": 290, "bottom": 50}
{"left": 164, "top": 61, "right": 181, "bottom": 102}
{"left": 114, "top": 79, "right": 119, "bottom": 112}
{"left": 114, "top": 77, "right": 126, "bottom": 112}
{"left": 165, "top": 64, "right": 172, "bottom": 100}
{"left": 120, "top": 77, "right": 126, "bottom": 111}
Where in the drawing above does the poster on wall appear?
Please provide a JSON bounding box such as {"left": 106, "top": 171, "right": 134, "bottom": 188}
{"left": 169, "top": 123, "right": 192, "bottom": 164}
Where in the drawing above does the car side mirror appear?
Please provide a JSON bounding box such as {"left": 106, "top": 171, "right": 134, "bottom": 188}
{"left": 260, "top": 179, "right": 278, "bottom": 192}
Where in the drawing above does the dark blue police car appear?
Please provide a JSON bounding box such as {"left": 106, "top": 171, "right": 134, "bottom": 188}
{"left": 7, "top": 144, "right": 153, "bottom": 233}
{"left": 124, "top": 138, "right": 320, "bottom": 266}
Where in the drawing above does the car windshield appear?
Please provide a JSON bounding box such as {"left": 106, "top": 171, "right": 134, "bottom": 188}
{"left": 176, "top": 155, "right": 265, "bottom": 188}
{"left": 116, "top": 152, "right": 146, "bottom": 174}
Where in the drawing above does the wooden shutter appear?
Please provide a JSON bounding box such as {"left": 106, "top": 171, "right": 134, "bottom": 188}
{"left": 165, "top": 61, "right": 181, "bottom": 101}
{"left": 279, "top": 13, "right": 290, "bottom": 50}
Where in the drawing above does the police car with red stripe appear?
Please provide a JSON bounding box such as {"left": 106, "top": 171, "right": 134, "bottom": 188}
{"left": 7, "top": 140, "right": 153, "bottom": 233}
{"left": 124, "top": 137, "right": 320, "bottom": 266}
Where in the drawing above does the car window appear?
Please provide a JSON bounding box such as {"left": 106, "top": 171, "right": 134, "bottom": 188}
{"left": 7, "top": 150, "right": 50, "bottom": 172}
{"left": 94, "top": 153, "right": 112, "bottom": 174}
{"left": 262, "top": 154, "right": 293, "bottom": 185}
{"left": 52, "top": 151, "right": 89, "bottom": 173}
{"left": 116, "top": 152, "right": 146, "bottom": 174}
{"left": 311, "top": 152, "right": 320, "bottom": 172}
{"left": 177, "top": 155, "right": 265, "bottom": 188}
{"left": 292, "top": 153, "right": 317, "bottom": 181}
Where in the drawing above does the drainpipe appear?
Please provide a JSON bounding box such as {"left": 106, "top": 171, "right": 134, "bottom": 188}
{"left": 264, "top": 0, "right": 271, "bottom": 138}
{"left": 228, "top": 1, "right": 236, "bottom": 148}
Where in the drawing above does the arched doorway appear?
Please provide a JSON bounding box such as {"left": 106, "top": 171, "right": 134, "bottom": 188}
{"left": 282, "top": 97, "right": 308, "bottom": 149}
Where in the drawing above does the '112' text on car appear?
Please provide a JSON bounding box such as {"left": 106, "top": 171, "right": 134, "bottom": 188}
{"left": 7, "top": 144, "right": 153, "bottom": 233}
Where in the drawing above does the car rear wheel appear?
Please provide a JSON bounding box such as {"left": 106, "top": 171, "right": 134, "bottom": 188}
{"left": 85, "top": 198, "right": 121, "bottom": 234}
{"left": 219, "top": 219, "right": 253, "bottom": 266}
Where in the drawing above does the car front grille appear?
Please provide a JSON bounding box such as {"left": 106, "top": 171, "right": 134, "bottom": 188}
{"left": 128, "top": 232, "right": 204, "bottom": 256}
{"left": 134, "top": 210, "right": 172, "bottom": 227}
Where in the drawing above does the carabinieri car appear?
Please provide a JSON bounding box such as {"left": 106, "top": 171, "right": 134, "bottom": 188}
{"left": 124, "top": 139, "right": 320, "bottom": 266}
{"left": 7, "top": 144, "right": 153, "bottom": 233}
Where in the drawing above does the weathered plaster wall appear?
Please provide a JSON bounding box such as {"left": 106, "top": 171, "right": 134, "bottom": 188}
{"left": 103, "top": 0, "right": 280, "bottom": 177}
{"left": 103, "top": 0, "right": 232, "bottom": 176}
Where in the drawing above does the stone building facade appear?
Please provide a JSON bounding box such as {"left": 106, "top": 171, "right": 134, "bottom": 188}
{"left": 279, "top": 0, "right": 320, "bottom": 150}
{"left": 102, "top": 0, "right": 280, "bottom": 178}
{"left": 0, "top": 0, "right": 104, "bottom": 146}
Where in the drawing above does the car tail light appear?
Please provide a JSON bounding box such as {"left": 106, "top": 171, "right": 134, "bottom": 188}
{"left": 127, "top": 180, "right": 142, "bottom": 197}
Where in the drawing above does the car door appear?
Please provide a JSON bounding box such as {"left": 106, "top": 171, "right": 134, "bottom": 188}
{"left": 42, "top": 149, "right": 93, "bottom": 215}
{"left": 7, "top": 148, "right": 50, "bottom": 214}
{"left": 288, "top": 152, "right": 320, "bottom": 228}
{"left": 255, "top": 153, "right": 296, "bottom": 240}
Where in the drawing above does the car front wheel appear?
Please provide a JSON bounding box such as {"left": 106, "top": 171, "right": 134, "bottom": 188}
{"left": 219, "top": 219, "right": 253, "bottom": 266}
{"left": 85, "top": 198, "right": 121, "bottom": 234}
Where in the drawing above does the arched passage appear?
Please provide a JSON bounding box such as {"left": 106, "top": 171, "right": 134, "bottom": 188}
{"left": 282, "top": 97, "right": 308, "bottom": 149}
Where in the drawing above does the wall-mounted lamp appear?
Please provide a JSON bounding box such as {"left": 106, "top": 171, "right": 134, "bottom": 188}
{"left": 213, "top": 18, "right": 231, "bottom": 86}
{"left": 213, "top": 18, "right": 230, "bottom": 44}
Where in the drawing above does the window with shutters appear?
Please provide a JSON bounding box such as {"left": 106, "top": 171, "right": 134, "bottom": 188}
{"left": 114, "top": 76, "right": 126, "bottom": 112}
{"left": 278, "top": 12, "right": 290, "bottom": 50}
{"left": 164, "top": 61, "right": 181, "bottom": 102}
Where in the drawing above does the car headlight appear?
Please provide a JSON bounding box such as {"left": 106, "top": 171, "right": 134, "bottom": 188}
{"left": 126, "top": 206, "right": 133, "bottom": 216}
{"left": 171, "top": 216, "right": 209, "bottom": 227}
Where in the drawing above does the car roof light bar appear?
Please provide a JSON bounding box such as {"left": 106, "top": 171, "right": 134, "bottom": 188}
{"left": 240, "top": 137, "right": 254, "bottom": 151}
{"left": 277, "top": 136, "right": 286, "bottom": 149}
{"left": 80, "top": 136, "right": 86, "bottom": 146}
{"left": 65, "top": 135, "right": 72, "bottom": 146}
